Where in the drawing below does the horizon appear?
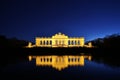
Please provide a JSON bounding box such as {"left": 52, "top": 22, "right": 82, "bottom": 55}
{"left": 1, "top": 32, "right": 119, "bottom": 43}
{"left": 1, "top": 0, "right": 120, "bottom": 42}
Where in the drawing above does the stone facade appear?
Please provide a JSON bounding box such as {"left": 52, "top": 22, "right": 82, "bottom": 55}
{"left": 26, "top": 32, "right": 92, "bottom": 48}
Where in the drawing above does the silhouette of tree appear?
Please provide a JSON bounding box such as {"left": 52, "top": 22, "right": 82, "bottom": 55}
{"left": 0, "top": 35, "right": 28, "bottom": 48}
{"left": 88, "top": 33, "right": 120, "bottom": 48}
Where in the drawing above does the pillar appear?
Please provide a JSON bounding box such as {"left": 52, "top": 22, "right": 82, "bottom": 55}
{"left": 52, "top": 56, "right": 56, "bottom": 64}
{"left": 47, "top": 40, "right": 49, "bottom": 45}
{"left": 77, "top": 40, "right": 79, "bottom": 46}
{"left": 74, "top": 40, "right": 76, "bottom": 45}
{"left": 36, "top": 38, "right": 40, "bottom": 46}
{"left": 78, "top": 40, "right": 80, "bottom": 45}
{"left": 62, "top": 40, "right": 64, "bottom": 45}
{"left": 50, "top": 40, "right": 51, "bottom": 45}
{"left": 70, "top": 40, "right": 71, "bottom": 45}
{"left": 79, "top": 56, "right": 84, "bottom": 66}
{"left": 75, "top": 40, "right": 77, "bottom": 46}
{"left": 88, "top": 56, "right": 92, "bottom": 61}
{"left": 42, "top": 40, "right": 44, "bottom": 46}
{"left": 73, "top": 40, "right": 75, "bottom": 45}
{"left": 40, "top": 40, "right": 41, "bottom": 45}
{"left": 36, "top": 57, "right": 41, "bottom": 65}
{"left": 28, "top": 56, "right": 32, "bottom": 61}
{"left": 45, "top": 40, "right": 46, "bottom": 46}
{"left": 52, "top": 39, "right": 56, "bottom": 47}
{"left": 80, "top": 38, "right": 84, "bottom": 47}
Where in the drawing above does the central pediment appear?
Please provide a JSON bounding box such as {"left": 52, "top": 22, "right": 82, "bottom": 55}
{"left": 52, "top": 32, "right": 68, "bottom": 39}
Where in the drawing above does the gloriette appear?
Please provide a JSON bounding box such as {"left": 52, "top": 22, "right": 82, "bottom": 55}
{"left": 26, "top": 32, "right": 92, "bottom": 48}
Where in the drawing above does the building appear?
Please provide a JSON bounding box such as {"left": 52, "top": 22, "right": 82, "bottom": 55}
{"left": 28, "top": 55, "right": 92, "bottom": 71}
{"left": 26, "top": 32, "right": 92, "bottom": 48}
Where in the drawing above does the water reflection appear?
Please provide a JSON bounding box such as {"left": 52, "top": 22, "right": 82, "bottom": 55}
{"left": 28, "top": 55, "right": 92, "bottom": 71}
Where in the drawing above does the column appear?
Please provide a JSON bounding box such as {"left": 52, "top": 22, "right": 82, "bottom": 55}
{"left": 79, "top": 40, "right": 81, "bottom": 46}
{"left": 70, "top": 40, "right": 72, "bottom": 45}
{"left": 52, "top": 39, "right": 56, "bottom": 47}
{"left": 77, "top": 40, "right": 79, "bottom": 46}
{"left": 74, "top": 40, "right": 76, "bottom": 46}
{"left": 49, "top": 40, "right": 52, "bottom": 45}
{"left": 40, "top": 57, "right": 42, "bottom": 62}
{"left": 36, "top": 38, "right": 40, "bottom": 46}
{"left": 75, "top": 40, "right": 76, "bottom": 46}
{"left": 69, "top": 58, "right": 71, "bottom": 63}
{"left": 39, "top": 40, "right": 41, "bottom": 46}
{"left": 42, "top": 40, "right": 43, "bottom": 46}
{"left": 88, "top": 56, "right": 92, "bottom": 61}
{"left": 48, "top": 40, "right": 50, "bottom": 45}
{"left": 73, "top": 40, "right": 75, "bottom": 46}
{"left": 76, "top": 56, "right": 79, "bottom": 63}
{"left": 62, "top": 40, "right": 64, "bottom": 45}
{"left": 40, "top": 58, "right": 42, "bottom": 62}
{"left": 52, "top": 56, "right": 57, "bottom": 64}
{"left": 47, "top": 58, "right": 49, "bottom": 62}
{"left": 73, "top": 40, "right": 74, "bottom": 45}
{"left": 64, "top": 56, "right": 68, "bottom": 64}
{"left": 76, "top": 40, "right": 78, "bottom": 46}
{"left": 65, "top": 39, "right": 67, "bottom": 46}
{"left": 49, "top": 57, "right": 52, "bottom": 63}
{"left": 79, "top": 56, "right": 84, "bottom": 66}
{"left": 46, "top": 40, "right": 48, "bottom": 46}
{"left": 44, "top": 40, "right": 46, "bottom": 46}
{"left": 28, "top": 56, "right": 32, "bottom": 61}
{"left": 47, "top": 40, "right": 48, "bottom": 45}
{"left": 71, "top": 40, "right": 73, "bottom": 45}
{"left": 80, "top": 38, "right": 84, "bottom": 47}
{"left": 36, "top": 57, "right": 41, "bottom": 65}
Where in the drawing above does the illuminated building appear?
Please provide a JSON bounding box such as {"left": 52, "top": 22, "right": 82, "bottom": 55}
{"left": 26, "top": 32, "right": 93, "bottom": 48}
{"left": 28, "top": 55, "right": 92, "bottom": 71}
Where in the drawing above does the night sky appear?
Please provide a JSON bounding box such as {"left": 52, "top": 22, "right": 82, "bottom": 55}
{"left": 1, "top": 0, "right": 120, "bottom": 42}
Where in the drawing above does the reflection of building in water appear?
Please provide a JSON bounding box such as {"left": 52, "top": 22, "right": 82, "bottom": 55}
{"left": 29, "top": 55, "right": 92, "bottom": 71}
{"left": 26, "top": 32, "right": 93, "bottom": 48}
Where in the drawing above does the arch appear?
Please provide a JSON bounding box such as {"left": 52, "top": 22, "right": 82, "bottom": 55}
{"left": 46, "top": 40, "right": 49, "bottom": 45}
{"left": 59, "top": 40, "right": 61, "bottom": 45}
{"left": 71, "top": 58, "right": 73, "bottom": 62}
{"left": 74, "top": 40, "right": 77, "bottom": 45}
{"left": 62, "top": 40, "right": 64, "bottom": 44}
{"left": 43, "top": 40, "right": 45, "bottom": 45}
{"left": 46, "top": 58, "right": 49, "bottom": 62}
{"left": 78, "top": 40, "right": 80, "bottom": 45}
{"left": 50, "top": 40, "right": 52, "bottom": 45}
{"left": 43, "top": 58, "right": 45, "bottom": 62}
{"left": 41, "top": 58, "right": 42, "bottom": 62}
{"left": 40, "top": 41, "right": 42, "bottom": 45}
{"left": 68, "top": 40, "right": 70, "bottom": 45}
{"left": 55, "top": 40, "right": 58, "bottom": 45}
{"left": 68, "top": 58, "right": 70, "bottom": 62}
{"left": 71, "top": 41, "right": 74, "bottom": 45}
{"left": 50, "top": 58, "right": 52, "bottom": 62}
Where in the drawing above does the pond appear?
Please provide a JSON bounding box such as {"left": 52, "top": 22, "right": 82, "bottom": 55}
{"left": 1, "top": 53, "right": 120, "bottom": 80}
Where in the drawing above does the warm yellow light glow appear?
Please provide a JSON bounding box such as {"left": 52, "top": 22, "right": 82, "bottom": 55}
{"left": 25, "top": 32, "right": 93, "bottom": 48}
{"left": 28, "top": 55, "right": 92, "bottom": 71}
{"left": 28, "top": 56, "right": 32, "bottom": 61}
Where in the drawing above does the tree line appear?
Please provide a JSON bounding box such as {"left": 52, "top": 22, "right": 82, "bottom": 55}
{"left": 0, "top": 35, "right": 28, "bottom": 48}
{"left": 88, "top": 33, "right": 120, "bottom": 48}
{"left": 0, "top": 33, "right": 120, "bottom": 48}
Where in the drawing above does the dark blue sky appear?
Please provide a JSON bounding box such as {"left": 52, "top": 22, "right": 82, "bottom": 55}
{"left": 0, "top": 0, "right": 120, "bottom": 42}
